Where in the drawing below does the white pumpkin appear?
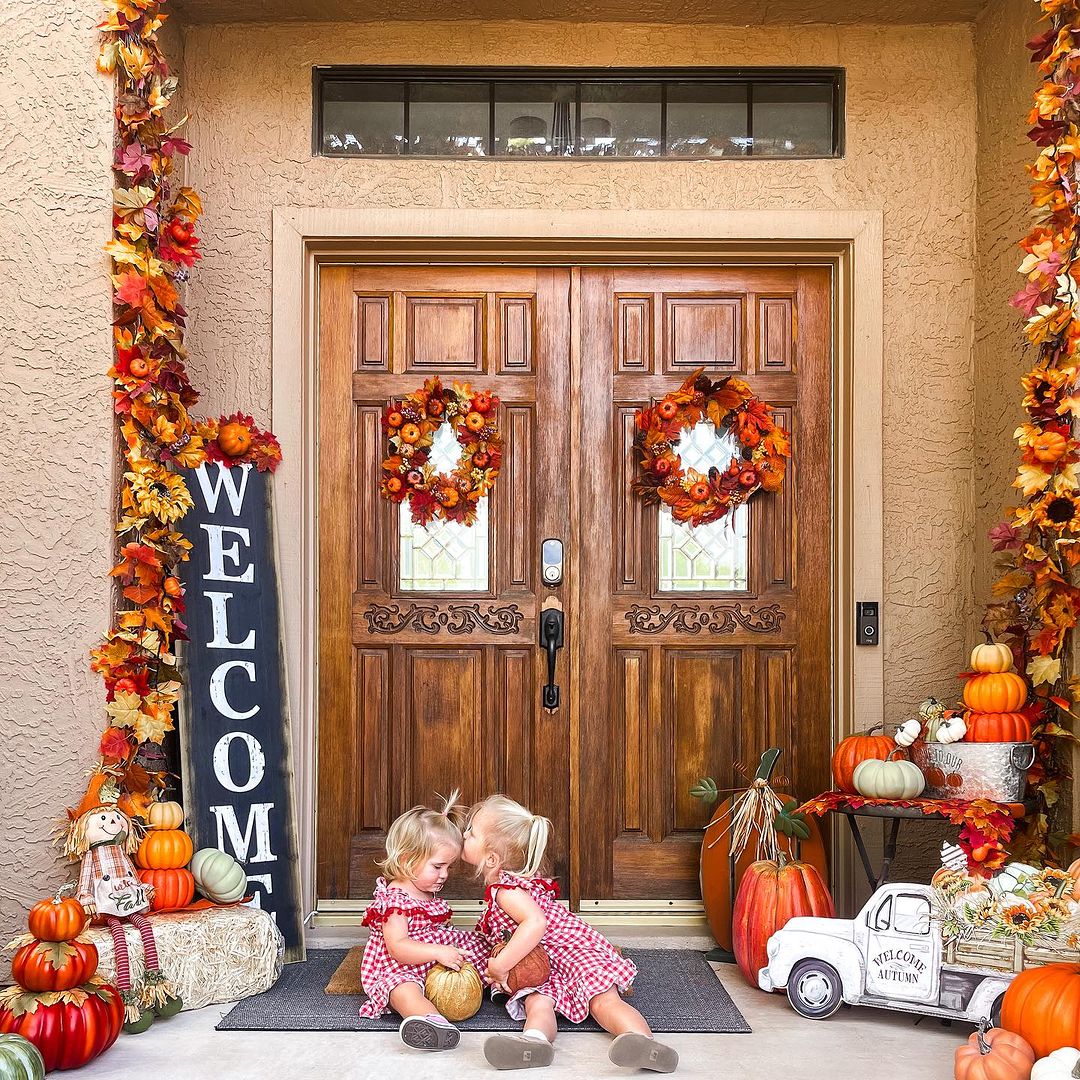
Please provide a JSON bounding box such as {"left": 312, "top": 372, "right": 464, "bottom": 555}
{"left": 926, "top": 713, "right": 967, "bottom": 744}
{"left": 991, "top": 862, "right": 1042, "bottom": 898}
{"left": 1032, "top": 1047, "right": 1080, "bottom": 1080}
{"left": 190, "top": 847, "right": 248, "bottom": 904}
{"left": 852, "top": 752, "right": 925, "bottom": 800}
{"left": 970, "top": 641, "right": 1015, "bottom": 673}
{"left": 894, "top": 718, "right": 922, "bottom": 747}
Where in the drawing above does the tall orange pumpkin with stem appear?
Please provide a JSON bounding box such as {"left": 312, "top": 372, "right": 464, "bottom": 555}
{"left": 830, "top": 725, "right": 897, "bottom": 794}
{"left": 1001, "top": 963, "right": 1080, "bottom": 1058}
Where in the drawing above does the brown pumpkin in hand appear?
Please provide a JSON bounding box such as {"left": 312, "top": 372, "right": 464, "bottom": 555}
{"left": 490, "top": 936, "right": 551, "bottom": 994}
{"left": 218, "top": 422, "right": 252, "bottom": 458}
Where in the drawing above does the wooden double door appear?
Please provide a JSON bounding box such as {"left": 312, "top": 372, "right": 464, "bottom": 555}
{"left": 317, "top": 262, "right": 832, "bottom": 907}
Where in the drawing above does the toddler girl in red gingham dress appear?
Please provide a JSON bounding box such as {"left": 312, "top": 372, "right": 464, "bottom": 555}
{"left": 462, "top": 794, "right": 678, "bottom": 1073}
{"left": 359, "top": 789, "right": 490, "bottom": 1051}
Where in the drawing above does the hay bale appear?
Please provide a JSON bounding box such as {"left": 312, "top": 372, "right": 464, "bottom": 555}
{"left": 84, "top": 905, "right": 284, "bottom": 1010}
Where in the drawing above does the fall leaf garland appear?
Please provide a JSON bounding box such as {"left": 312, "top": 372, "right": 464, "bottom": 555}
{"left": 984, "top": 0, "right": 1080, "bottom": 864}
{"left": 632, "top": 367, "right": 790, "bottom": 527}
{"left": 91, "top": 0, "right": 279, "bottom": 809}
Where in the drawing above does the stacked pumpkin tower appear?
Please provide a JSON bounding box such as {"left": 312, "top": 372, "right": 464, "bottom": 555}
{"left": 136, "top": 799, "right": 195, "bottom": 910}
{"left": 960, "top": 642, "right": 1033, "bottom": 745}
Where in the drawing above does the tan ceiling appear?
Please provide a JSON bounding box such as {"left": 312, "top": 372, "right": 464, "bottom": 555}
{"left": 171, "top": 0, "right": 989, "bottom": 24}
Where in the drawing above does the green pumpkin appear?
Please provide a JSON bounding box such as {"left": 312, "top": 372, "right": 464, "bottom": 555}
{"left": 190, "top": 847, "right": 247, "bottom": 903}
{"left": 0, "top": 1034, "right": 46, "bottom": 1080}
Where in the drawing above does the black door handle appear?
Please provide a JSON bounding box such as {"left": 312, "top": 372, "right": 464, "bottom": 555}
{"left": 539, "top": 608, "right": 564, "bottom": 711}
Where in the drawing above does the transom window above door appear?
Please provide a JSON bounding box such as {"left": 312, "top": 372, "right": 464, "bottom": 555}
{"left": 314, "top": 67, "right": 843, "bottom": 159}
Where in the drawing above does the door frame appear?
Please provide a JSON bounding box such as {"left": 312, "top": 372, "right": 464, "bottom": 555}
{"left": 270, "top": 207, "right": 884, "bottom": 926}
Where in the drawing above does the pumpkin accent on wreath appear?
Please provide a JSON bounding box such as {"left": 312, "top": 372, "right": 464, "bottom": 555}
{"left": 190, "top": 847, "right": 247, "bottom": 904}
{"left": 26, "top": 885, "right": 87, "bottom": 944}
{"left": 217, "top": 421, "right": 252, "bottom": 459}
{"left": 423, "top": 962, "right": 483, "bottom": 1022}
{"left": 962, "top": 672, "right": 1028, "bottom": 713}
{"left": 954, "top": 1024, "right": 1036, "bottom": 1080}
{"left": 0, "top": 1033, "right": 45, "bottom": 1080}
{"left": 852, "top": 749, "right": 926, "bottom": 800}
{"left": 831, "top": 725, "right": 898, "bottom": 795}
{"left": 1001, "top": 963, "right": 1080, "bottom": 1059}
{"left": 631, "top": 367, "right": 791, "bottom": 528}
{"left": 137, "top": 868, "right": 195, "bottom": 911}
{"left": 731, "top": 854, "right": 834, "bottom": 988}
{"left": 379, "top": 377, "right": 502, "bottom": 527}
{"left": 490, "top": 934, "right": 552, "bottom": 995}
{"left": 963, "top": 711, "right": 1034, "bottom": 743}
{"left": 1032, "top": 1048, "right": 1080, "bottom": 1080}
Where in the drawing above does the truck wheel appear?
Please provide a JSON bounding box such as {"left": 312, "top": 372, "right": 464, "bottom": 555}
{"left": 990, "top": 995, "right": 1004, "bottom": 1028}
{"left": 787, "top": 959, "right": 844, "bottom": 1020}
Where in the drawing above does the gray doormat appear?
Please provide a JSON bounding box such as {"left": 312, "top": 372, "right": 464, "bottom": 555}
{"left": 216, "top": 948, "right": 751, "bottom": 1034}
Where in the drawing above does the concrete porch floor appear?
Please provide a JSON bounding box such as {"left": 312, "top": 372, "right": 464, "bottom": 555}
{"left": 73, "top": 928, "right": 965, "bottom": 1079}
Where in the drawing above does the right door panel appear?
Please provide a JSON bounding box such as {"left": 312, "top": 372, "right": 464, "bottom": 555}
{"left": 578, "top": 266, "right": 833, "bottom": 901}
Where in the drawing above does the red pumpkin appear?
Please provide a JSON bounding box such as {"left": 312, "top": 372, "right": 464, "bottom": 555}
{"left": 0, "top": 982, "right": 124, "bottom": 1072}
{"left": 167, "top": 219, "right": 192, "bottom": 245}
{"left": 128, "top": 356, "right": 150, "bottom": 379}
{"left": 1001, "top": 963, "right": 1080, "bottom": 1058}
{"left": 732, "top": 857, "right": 835, "bottom": 987}
{"left": 11, "top": 939, "right": 98, "bottom": 993}
{"left": 831, "top": 726, "right": 897, "bottom": 795}
{"left": 27, "top": 890, "right": 87, "bottom": 943}
{"left": 490, "top": 939, "right": 551, "bottom": 995}
{"left": 963, "top": 711, "right": 1033, "bottom": 743}
{"left": 135, "top": 828, "right": 193, "bottom": 870}
{"left": 954, "top": 1025, "right": 1035, "bottom": 1080}
{"left": 138, "top": 868, "right": 195, "bottom": 911}
{"left": 963, "top": 672, "right": 1028, "bottom": 713}
{"left": 657, "top": 399, "right": 679, "bottom": 420}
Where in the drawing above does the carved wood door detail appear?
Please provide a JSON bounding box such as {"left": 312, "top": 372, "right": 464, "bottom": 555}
{"left": 317, "top": 265, "right": 572, "bottom": 901}
{"left": 577, "top": 266, "right": 832, "bottom": 901}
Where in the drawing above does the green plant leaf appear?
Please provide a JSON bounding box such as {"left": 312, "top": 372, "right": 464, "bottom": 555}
{"left": 690, "top": 777, "right": 718, "bottom": 805}
{"left": 773, "top": 799, "right": 811, "bottom": 840}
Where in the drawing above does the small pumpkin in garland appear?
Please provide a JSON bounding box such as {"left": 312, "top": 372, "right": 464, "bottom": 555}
{"left": 831, "top": 725, "right": 897, "bottom": 795}
{"left": 963, "top": 672, "right": 1028, "bottom": 713}
{"left": 489, "top": 932, "right": 552, "bottom": 994}
{"left": 954, "top": 1024, "right": 1036, "bottom": 1080}
{"left": 0, "top": 1033, "right": 45, "bottom": 1080}
{"left": 10, "top": 940, "right": 98, "bottom": 994}
{"left": 1001, "top": 963, "right": 1080, "bottom": 1059}
{"left": 26, "top": 885, "right": 87, "bottom": 943}
{"left": 423, "top": 962, "right": 483, "bottom": 1022}
{"left": 217, "top": 421, "right": 252, "bottom": 459}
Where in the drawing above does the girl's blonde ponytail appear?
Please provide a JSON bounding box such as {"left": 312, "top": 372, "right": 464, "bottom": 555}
{"left": 523, "top": 814, "right": 551, "bottom": 875}
{"left": 472, "top": 794, "right": 552, "bottom": 876}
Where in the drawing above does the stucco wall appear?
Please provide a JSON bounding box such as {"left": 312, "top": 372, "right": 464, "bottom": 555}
{"left": 0, "top": 3, "right": 115, "bottom": 947}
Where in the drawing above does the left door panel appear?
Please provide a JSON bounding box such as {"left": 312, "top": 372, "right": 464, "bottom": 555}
{"left": 316, "top": 265, "right": 572, "bottom": 903}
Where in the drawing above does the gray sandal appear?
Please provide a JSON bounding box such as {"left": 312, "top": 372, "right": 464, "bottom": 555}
{"left": 483, "top": 1033, "right": 555, "bottom": 1070}
{"left": 399, "top": 1014, "right": 460, "bottom": 1051}
{"left": 608, "top": 1032, "right": 679, "bottom": 1073}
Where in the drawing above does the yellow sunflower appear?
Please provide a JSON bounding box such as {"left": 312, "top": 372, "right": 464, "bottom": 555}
{"left": 126, "top": 464, "right": 193, "bottom": 524}
{"left": 1031, "top": 488, "right": 1080, "bottom": 532}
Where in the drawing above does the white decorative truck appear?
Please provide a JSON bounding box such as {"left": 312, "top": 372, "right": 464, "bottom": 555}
{"left": 759, "top": 878, "right": 1080, "bottom": 1023}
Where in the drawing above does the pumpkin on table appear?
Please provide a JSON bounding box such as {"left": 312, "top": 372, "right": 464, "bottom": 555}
{"left": 732, "top": 855, "right": 834, "bottom": 988}
{"left": 190, "top": 847, "right": 247, "bottom": 904}
{"left": 137, "top": 868, "right": 195, "bottom": 911}
{"left": 424, "top": 962, "right": 483, "bottom": 1022}
{"left": 10, "top": 940, "right": 98, "bottom": 994}
{"left": 26, "top": 886, "right": 87, "bottom": 944}
{"left": 954, "top": 1025, "right": 1036, "bottom": 1080}
{"left": 963, "top": 672, "right": 1028, "bottom": 713}
{"left": 852, "top": 749, "right": 926, "bottom": 800}
{"left": 135, "top": 828, "right": 193, "bottom": 871}
{"left": 490, "top": 935, "right": 552, "bottom": 994}
{"left": 970, "top": 641, "right": 1016, "bottom": 674}
{"left": 963, "top": 712, "right": 1033, "bottom": 743}
{"left": 1001, "top": 963, "right": 1080, "bottom": 1059}
{"left": 1032, "top": 1048, "right": 1080, "bottom": 1080}
{"left": 0, "top": 1033, "right": 45, "bottom": 1080}
{"left": 831, "top": 726, "right": 897, "bottom": 795}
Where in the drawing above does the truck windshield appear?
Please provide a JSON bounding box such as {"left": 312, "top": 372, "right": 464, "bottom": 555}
{"left": 893, "top": 894, "right": 931, "bottom": 935}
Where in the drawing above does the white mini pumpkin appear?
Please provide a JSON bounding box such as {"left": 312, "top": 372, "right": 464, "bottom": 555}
{"left": 991, "top": 862, "right": 1042, "bottom": 899}
{"left": 926, "top": 713, "right": 967, "bottom": 744}
{"left": 190, "top": 847, "right": 247, "bottom": 904}
{"left": 852, "top": 751, "right": 925, "bottom": 800}
{"left": 894, "top": 718, "right": 922, "bottom": 747}
{"left": 1032, "top": 1047, "right": 1080, "bottom": 1080}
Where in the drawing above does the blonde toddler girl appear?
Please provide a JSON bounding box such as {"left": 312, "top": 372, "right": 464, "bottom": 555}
{"left": 359, "top": 790, "right": 490, "bottom": 1051}
{"left": 462, "top": 794, "right": 678, "bottom": 1073}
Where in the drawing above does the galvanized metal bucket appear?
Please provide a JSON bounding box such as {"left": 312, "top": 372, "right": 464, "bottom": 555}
{"left": 909, "top": 741, "right": 1034, "bottom": 803}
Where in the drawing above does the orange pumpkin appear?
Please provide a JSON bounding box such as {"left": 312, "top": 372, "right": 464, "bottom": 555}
{"left": 1067, "top": 859, "right": 1080, "bottom": 899}
{"left": 11, "top": 939, "right": 98, "bottom": 993}
{"left": 135, "top": 828, "right": 193, "bottom": 870}
{"left": 399, "top": 423, "right": 421, "bottom": 444}
{"left": 138, "top": 868, "right": 195, "bottom": 911}
{"left": 963, "top": 672, "right": 1028, "bottom": 713}
{"left": 464, "top": 411, "right": 486, "bottom": 433}
{"left": 700, "top": 795, "right": 828, "bottom": 952}
{"left": 490, "top": 938, "right": 551, "bottom": 995}
{"left": 163, "top": 576, "right": 183, "bottom": 597}
{"left": 688, "top": 481, "right": 711, "bottom": 502}
{"left": 27, "top": 888, "right": 87, "bottom": 942}
{"left": 954, "top": 1026, "right": 1035, "bottom": 1080}
{"left": 218, "top": 421, "right": 252, "bottom": 458}
{"left": 1001, "top": 963, "right": 1080, "bottom": 1058}
{"left": 732, "top": 857, "right": 834, "bottom": 987}
{"left": 963, "top": 711, "right": 1033, "bottom": 743}
{"left": 128, "top": 356, "right": 150, "bottom": 379}
{"left": 831, "top": 726, "right": 897, "bottom": 795}
{"left": 1031, "top": 430, "right": 1069, "bottom": 464}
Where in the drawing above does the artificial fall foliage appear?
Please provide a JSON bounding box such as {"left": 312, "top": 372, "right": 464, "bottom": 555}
{"left": 983, "top": 0, "right": 1080, "bottom": 864}
{"left": 90, "top": 0, "right": 280, "bottom": 810}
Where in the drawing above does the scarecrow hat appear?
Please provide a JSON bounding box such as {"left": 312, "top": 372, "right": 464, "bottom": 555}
{"left": 66, "top": 769, "right": 119, "bottom": 822}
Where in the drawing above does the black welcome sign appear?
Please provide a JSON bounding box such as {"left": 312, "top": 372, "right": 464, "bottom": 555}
{"left": 178, "top": 463, "right": 305, "bottom": 961}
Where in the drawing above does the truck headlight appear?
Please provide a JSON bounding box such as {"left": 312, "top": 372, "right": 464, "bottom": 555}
{"left": 767, "top": 936, "right": 780, "bottom": 958}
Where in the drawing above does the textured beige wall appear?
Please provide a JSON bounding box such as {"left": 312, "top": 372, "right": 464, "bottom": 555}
{"left": 0, "top": 3, "right": 116, "bottom": 947}
{"left": 180, "top": 19, "right": 979, "bottom": 724}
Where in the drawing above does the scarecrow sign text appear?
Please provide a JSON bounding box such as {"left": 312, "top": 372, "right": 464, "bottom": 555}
{"left": 179, "top": 463, "right": 304, "bottom": 960}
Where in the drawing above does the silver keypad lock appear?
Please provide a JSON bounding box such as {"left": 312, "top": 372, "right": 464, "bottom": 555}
{"left": 541, "top": 538, "right": 563, "bottom": 586}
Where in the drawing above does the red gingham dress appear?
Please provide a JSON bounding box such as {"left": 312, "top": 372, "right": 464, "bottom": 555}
{"left": 358, "top": 877, "right": 491, "bottom": 1018}
{"left": 477, "top": 871, "right": 638, "bottom": 1023}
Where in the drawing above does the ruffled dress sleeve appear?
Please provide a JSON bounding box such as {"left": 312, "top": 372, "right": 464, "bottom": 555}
{"left": 362, "top": 878, "right": 452, "bottom": 929}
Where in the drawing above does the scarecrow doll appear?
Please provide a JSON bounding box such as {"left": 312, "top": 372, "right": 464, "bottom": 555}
{"left": 64, "top": 770, "right": 182, "bottom": 1032}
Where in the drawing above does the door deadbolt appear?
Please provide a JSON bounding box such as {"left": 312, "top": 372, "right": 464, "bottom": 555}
{"left": 541, "top": 538, "right": 563, "bottom": 586}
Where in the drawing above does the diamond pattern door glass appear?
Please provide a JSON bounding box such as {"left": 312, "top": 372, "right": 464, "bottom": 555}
{"left": 658, "top": 421, "right": 749, "bottom": 591}
{"left": 399, "top": 423, "right": 490, "bottom": 591}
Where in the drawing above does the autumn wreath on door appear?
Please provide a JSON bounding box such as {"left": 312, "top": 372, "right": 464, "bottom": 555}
{"left": 633, "top": 368, "right": 791, "bottom": 526}
{"left": 380, "top": 377, "right": 502, "bottom": 527}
